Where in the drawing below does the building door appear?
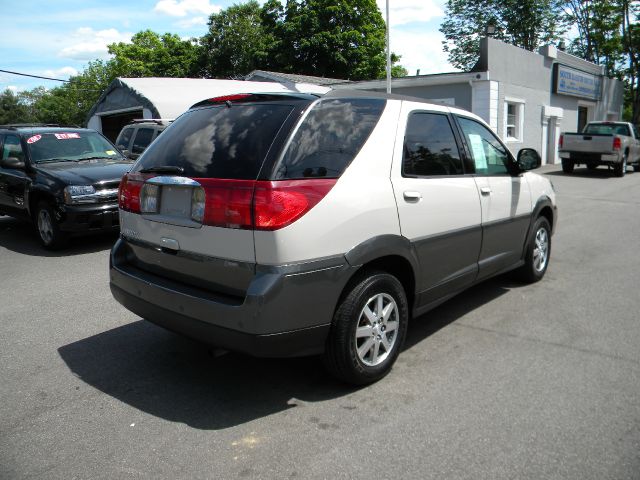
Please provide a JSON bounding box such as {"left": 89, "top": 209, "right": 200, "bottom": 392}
{"left": 577, "top": 106, "right": 589, "bottom": 132}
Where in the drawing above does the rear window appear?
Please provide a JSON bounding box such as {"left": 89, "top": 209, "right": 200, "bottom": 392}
{"left": 583, "top": 124, "right": 631, "bottom": 136}
{"left": 132, "top": 104, "right": 295, "bottom": 179}
{"left": 272, "top": 98, "right": 386, "bottom": 179}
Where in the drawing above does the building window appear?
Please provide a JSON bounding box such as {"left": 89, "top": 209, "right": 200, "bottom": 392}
{"left": 504, "top": 99, "right": 525, "bottom": 142}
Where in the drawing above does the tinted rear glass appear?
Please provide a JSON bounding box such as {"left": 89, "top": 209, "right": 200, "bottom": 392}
{"left": 132, "top": 104, "right": 294, "bottom": 179}
{"left": 583, "top": 124, "right": 631, "bottom": 136}
{"left": 272, "top": 98, "right": 386, "bottom": 179}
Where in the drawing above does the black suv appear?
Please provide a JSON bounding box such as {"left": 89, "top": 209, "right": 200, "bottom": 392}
{"left": 0, "top": 125, "right": 133, "bottom": 248}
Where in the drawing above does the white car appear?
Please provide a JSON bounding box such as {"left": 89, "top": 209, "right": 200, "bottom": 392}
{"left": 110, "top": 91, "right": 557, "bottom": 384}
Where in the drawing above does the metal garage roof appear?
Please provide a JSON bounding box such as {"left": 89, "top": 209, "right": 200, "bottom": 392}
{"left": 87, "top": 77, "right": 331, "bottom": 122}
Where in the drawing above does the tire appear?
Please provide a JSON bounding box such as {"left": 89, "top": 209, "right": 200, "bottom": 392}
{"left": 323, "top": 271, "right": 409, "bottom": 385}
{"left": 614, "top": 155, "right": 627, "bottom": 177}
{"left": 634, "top": 163, "right": 640, "bottom": 173}
{"left": 35, "top": 201, "right": 67, "bottom": 249}
{"left": 516, "top": 216, "right": 551, "bottom": 283}
{"left": 587, "top": 163, "right": 598, "bottom": 170}
{"left": 561, "top": 159, "right": 574, "bottom": 173}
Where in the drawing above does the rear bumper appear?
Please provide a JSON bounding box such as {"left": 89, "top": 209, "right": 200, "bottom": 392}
{"left": 109, "top": 238, "right": 356, "bottom": 357}
{"left": 559, "top": 151, "right": 621, "bottom": 163}
{"left": 58, "top": 203, "right": 119, "bottom": 233}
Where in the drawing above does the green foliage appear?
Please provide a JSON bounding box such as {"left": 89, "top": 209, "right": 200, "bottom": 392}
{"left": 199, "top": 1, "right": 275, "bottom": 78}
{"left": 0, "top": 89, "right": 32, "bottom": 124}
{"left": 440, "top": 0, "right": 564, "bottom": 70}
{"left": 109, "top": 30, "right": 202, "bottom": 77}
{"left": 200, "top": 0, "right": 405, "bottom": 80}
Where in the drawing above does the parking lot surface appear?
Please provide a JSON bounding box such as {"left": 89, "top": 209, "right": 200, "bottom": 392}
{"left": 1, "top": 164, "right": 639, "bottom": 479}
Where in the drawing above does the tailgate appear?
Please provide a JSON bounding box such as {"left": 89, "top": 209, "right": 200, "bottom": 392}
{"left": 563, "top": 133, "right": 615, "bottom": 153}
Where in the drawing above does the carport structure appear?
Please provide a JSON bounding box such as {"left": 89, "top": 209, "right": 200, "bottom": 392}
{"left": 86, "top": 77, "right": 329, "bottom": 142}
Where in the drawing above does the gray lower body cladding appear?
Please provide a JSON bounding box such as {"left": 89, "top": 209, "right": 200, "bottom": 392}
{"left": 109, "top": 238, "right": 356, "bottom": 357}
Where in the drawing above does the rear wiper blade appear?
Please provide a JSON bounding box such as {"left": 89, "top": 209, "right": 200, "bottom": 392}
{"left": 139, "top": 165, "right": 184, "bottom": 174}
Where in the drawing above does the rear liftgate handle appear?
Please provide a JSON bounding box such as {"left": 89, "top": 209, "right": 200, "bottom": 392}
{"left": 403, "top": 191, "right": 422, "bottom": 203}
{"left": 480, "top": 187, "right": 492, "bottom": 196}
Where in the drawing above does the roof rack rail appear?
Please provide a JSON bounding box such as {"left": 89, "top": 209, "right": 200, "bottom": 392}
{"left": 126, "top": 118, "right": 173, "bottom": 125}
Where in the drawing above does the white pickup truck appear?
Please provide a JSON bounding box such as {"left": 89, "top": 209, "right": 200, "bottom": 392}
{"left": 559, "top": 121, "right": 640, "bottom": 177}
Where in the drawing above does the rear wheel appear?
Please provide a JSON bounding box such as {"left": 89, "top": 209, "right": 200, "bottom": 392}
{"left": 614, "top": 155, "right": 627, "bottom": 177}
{"left": 516, "top": 216, "right": 551, "bottom": 283}
{"left": 35, "top": 201, "right": 67, "bottom": 249}
{"left": 561, "top": 159, "right": 574, "bottom": 173}
{"left": 587, "top": 163, "right": 598, "bottom": 170}
{"left": 324, "top": 271, "right": 408, "bottom": 385}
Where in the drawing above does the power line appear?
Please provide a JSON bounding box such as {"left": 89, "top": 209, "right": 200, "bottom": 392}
{"left": 0, "top": 69, "right": 70, "bottom": 83}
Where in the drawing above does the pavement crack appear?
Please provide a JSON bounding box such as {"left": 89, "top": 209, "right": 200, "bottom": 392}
{"left": 454, "top": 322, "right": 640, "bottom": 368}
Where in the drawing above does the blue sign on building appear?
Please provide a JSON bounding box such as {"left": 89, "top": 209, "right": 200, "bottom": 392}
{"left": 554, "top": 64, "right": 602, "bottom": 101}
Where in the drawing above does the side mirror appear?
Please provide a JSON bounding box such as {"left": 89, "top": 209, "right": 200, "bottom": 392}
{"left": 517, "top": 148, "right": 541, "bottom": 171}
{"left": 1, "top": 156, "right": 25, "bottom": 169}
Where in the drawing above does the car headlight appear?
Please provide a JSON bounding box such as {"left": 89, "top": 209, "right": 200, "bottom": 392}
{"left": 64, "top": 185, "right": 97, "bottom": 205}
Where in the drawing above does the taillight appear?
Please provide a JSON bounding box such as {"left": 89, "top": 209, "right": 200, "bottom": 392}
{"left": 198, "top": 179, "right": 255, "bottom": 229}
{"left": 613, "top": 137, "right": 622, "bottom": 150}
{"left": 253, "top": 179, "right": 336, "bottom": 231}
{"left": 119, "top": 173, "right": 146, "bottom": 213}
{"left": 123, "top": 175, "right": 336, "bottom": 231}
{"left": 559, "top": 134, "right": 563, "bottom": 149}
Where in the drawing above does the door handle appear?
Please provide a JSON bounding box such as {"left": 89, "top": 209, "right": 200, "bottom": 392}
{"left": 480, "top": 187, "right": 492, "bottom": 196}
{"left": 403, "top": 191, "right": 422, "bottom": 203}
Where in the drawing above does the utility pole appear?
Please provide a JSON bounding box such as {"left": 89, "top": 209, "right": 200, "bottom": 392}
{"left": 386, "top": 0, "right": 391, "bottom": 93}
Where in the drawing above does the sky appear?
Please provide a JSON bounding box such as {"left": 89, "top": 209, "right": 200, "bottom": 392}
{"left": 0, "top": 0, "right": 456, "bottom": 94}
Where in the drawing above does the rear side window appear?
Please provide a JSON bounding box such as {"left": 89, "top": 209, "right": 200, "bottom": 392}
{"left": 272, "top": 98, "right": 386, "bottom": 179}
{"left": 132, "top": 128, "right": 154, "bottom": 154}
{"left": 116, "top": 127, "right": 133, "bottom": 150}
{"left": 403, "top": 113, "right": 463, "bottom": 176}
{"left": 133, "top": 104, "right": 294, "bottom": 179}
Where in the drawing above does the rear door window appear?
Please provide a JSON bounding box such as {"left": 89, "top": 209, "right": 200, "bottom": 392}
{"left": 116, "top": 127, "right": 133, "bottom": 150}
{"left": 132, "top": 128, "right": 154, "bottom": 154}
{"left": 272, "top": 98, "right": 385, "bottom": 179}
{"left": 133, "top": 104, "right": 295, "bottom": 180}
{"left": 403, "top": 113, "right": 463, "bottom": 176}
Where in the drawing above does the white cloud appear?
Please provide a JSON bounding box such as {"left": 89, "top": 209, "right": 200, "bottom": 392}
{"left": 43, "top": 67, "right": 79, "bottom": 79}
{"left": 390, "top": 29, "right": 458, "bottom": 75}
{"left": 176, "top": 16, "right": 208, "bottom": 28}
{"left": 376, "top": 0, "right": 445, "bottom": 26}
{"left": 7, "top": 85, "right": 19, "bottom": 93}
{"left": 154, "top": 0, "right": 220, "bottom": 17}
{"left": 58, "top": 27, "right": 133, "bottom": 61}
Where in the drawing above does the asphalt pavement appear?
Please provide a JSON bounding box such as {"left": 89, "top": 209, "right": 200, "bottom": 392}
{"left": 1, "top": 164, "right": 639, "bottom": 479}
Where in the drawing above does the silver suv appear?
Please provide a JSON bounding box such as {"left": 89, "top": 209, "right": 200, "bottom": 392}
{"left": 115, "top": 119, "right": 170, "bottom": 160}
{"left": 110, "top": 91, "right": 557, "bottom": 384}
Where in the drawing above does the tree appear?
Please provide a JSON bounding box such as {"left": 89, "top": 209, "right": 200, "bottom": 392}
{"left": 108, "top": 30, "right": 201, "bottom": 78}
{"left": 199, "top": 1, "right": 275, "bottom": 78}
{"left": 200, "top": 0, "right": 406, "bottom": 80}
{"left": 621, "top": 0, "right": 640, "bottom": 123}
{"left": 564, "top": 0, "right": 625, "bottom": 77}
{"left": 440, "top": 0, "right": 564, "bottom": 70}
{"left": 0, "top": 89, "right": 32, "bottom": 124}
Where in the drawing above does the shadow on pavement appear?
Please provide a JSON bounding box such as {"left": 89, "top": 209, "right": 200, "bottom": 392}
{"left": 58, "top": 275, "right": 517, "bottom": 430}
{"left": 544, "top": 167, "right": 636, "bottom": 179}
{"left": 0, "top": 216, "right": 117, "bottom": 257}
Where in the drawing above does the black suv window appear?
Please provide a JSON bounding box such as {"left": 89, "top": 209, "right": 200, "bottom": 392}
{"left": 457, "top": 116, "right": 510, "bottom": 175}
{"left": 133, "top": 104, "right": 295, "bottom": 179}
{"left": 403, "top": 113, "right": 463, "bottom": 176}
{"left": 1, "top": 135, "right": 25, "bottom": 163}
{"left": 116, "top": 127, "right": 134, "bottom": 150}
{"left": 26, "top": 131, "right": 121, "bottom": 162}
{"left": 132, "top": 128, "right": 154, "bottom": 154}
{"left": 272, "top": 98, "right": 386, "bottom": 179}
